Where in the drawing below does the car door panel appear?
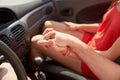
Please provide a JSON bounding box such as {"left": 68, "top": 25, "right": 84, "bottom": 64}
{"left": 53, "top": 0, "right": 113, "bottom": 23}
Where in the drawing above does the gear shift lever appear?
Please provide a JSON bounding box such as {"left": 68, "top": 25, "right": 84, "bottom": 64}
{"left": 34, "top": 57, "right": 44, "bottom": 71}
{"left": 34, "top": 57, "right": 46, "bottom": 80}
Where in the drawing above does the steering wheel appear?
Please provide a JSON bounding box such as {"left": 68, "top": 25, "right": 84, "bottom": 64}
{"left": 0, "top": 40, "right": 27, "bottom": 80}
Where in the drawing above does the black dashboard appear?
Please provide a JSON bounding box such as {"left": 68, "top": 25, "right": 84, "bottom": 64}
{"left": 0, "top": 9, "right": 16, "bottom": 30}
{"left": 0, "top": 0, "right": 55, "bottom": 60}
{"left": 0, "top": 10, "right": 16, "bottom": 26}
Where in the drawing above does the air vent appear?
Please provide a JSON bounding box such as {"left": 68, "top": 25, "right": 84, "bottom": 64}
{"left": 0, "top": 35, "right": 10, "bottom": 46}
{"left": 11, "top": 25, "right": 25, "bottom": 41}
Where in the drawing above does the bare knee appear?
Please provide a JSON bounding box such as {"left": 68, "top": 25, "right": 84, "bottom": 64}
{"left": 31, "top": 35, "right": 43, "bottom": 44}
{"left": 43, "top": 20, "right": 55, "bottom": 30}
{"left": 44, "top": 20, "right": 67, "bottom": 33}
{"left": 31, "top": 35, "right": 44, "bottom": 54}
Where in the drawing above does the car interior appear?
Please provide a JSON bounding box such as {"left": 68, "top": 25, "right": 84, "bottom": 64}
{"left": 0, "top": 0, "right": 118, "bottom": 80}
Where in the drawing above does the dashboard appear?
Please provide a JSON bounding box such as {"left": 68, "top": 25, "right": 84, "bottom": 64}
{"left": 0, "top": 10, "right": 16, "bottom": 29}
{"left": 0, "top": 0, "right": 55, "bottom": 61}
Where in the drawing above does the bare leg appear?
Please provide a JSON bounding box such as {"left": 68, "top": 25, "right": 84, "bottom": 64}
{"left": 43, "top": 20, "right": 84, "bottom": 40}
{"left": 30, "top": 35, "right": 83, "bottom": 74}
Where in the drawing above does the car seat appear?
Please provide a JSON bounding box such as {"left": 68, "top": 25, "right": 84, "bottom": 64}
{"left": 43, "top": 60, "right": 92, "bottom": 80}
{"left": 42, "top": 57, "right": 120, "bottom": 80}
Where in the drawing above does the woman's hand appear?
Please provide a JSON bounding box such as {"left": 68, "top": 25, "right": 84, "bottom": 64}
{"left": 38, "top": 28, "right": 90, "bottom": 56}
{"left": 42, "top": 28, "right": 80, "bottom": 47}
{"left": 37, "top": 28, "right": 80, "bottom": 56}
{"left": 37, "top": 28, "right": 71, "bottom": 55}
{"left": 63, "top": 21, "right": 83, "bottom": 31}
{"left": 42, "top": 28, "right": 69, "bottom": 47}
{"left": 63, "top": 21, "right": 99, "bottom": 33}
{"left": 63, "top": 21, "right": 80, "bottom": 28}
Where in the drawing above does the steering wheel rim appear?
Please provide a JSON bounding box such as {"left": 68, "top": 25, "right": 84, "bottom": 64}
{"left": 0, "top": 40, "right": 27, "bottom": 80}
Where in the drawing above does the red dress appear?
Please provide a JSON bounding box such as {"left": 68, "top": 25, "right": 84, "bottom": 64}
{"left": 81, "top": 5, "right": 120, "bottom": 80}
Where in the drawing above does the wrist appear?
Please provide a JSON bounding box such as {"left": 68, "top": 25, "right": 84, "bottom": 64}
{"left": 66, "top": 36, "right": 80, "bottom": 47}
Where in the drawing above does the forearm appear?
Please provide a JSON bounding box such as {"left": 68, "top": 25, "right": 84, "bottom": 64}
{"left": 79, "top": 23, "right": 99, "bottom": 33}
{"left": 68, "top": 39, "right": 120, "bottom": 80}
{"left": 64, "top": 22, "right": 100, "bottom": 33}
{"left": 76, "top": 48, "right": 120, "bottom": 80}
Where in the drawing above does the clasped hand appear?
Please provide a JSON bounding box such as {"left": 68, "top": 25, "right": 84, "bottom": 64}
{"left": 37, "top": 28, "right": 72, "bottom": 55}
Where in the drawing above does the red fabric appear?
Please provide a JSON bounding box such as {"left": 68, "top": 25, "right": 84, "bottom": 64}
{"left": 81, "top": 5, "right": 120, "bottom": 80}
{"left": 87, "top": 6, "right": 120, "bottom": 50}
{"left": 82, "top": 32, "right": 94, "bottom": 43}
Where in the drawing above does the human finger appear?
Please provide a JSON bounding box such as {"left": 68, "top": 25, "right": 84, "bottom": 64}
{"left": 42, "top": 28, "right": 54, "bottom": 35}
{"left": 43, "top": 31, "right": 55, "bottom": 40}
{"left": 62, "top": 21, "right": 70, "bottom": 27}
{"left": 37, "top": 40, "right": 52, "bottom": 49}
